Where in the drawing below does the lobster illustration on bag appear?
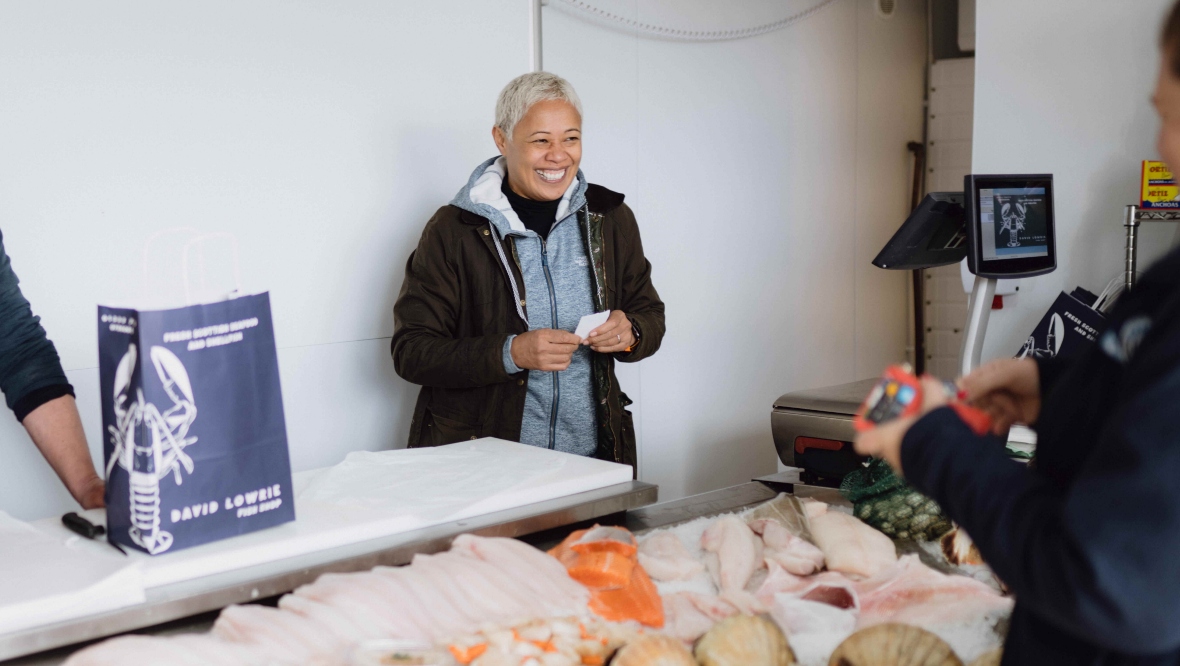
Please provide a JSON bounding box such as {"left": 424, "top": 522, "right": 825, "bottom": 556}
{"left": 106, "top": 344, "right": 198, "bottom": 555}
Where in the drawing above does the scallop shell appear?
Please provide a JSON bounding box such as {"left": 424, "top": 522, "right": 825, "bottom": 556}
{"left": 694, "top": 614, "right": 795, "bottom": 666}
{"left": 968, "top": 648, "right": 1002, "bottom": 666}
{"left": 828, "top": 624, "right": 962, "bottom": 666}
{"left": 611, "top": 635, "right": 696, "bottom": 666}
{"left": 940, "top": 527, "right": 984, "bottom": 566}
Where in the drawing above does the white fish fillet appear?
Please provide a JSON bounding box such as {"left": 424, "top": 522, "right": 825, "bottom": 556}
{"left": 64, "top": 635, "right": 260, "bottom": 666}
{"left": 856, "top": 555, "right": 1014, "bottom": 629}
{"left": 657, "top": 590, "right": 745, "bottom": 643}
{"left": 410, "top": 553, "right": 539, "bottom": 627}
{"left": 749, "top": 518, "right": 825, "bottom": 576}
{"left": 425, "top": 551, "right": 554, "bottom": 618}
{"left": 637, "top": 531, "right": 704, "bottom": 582}
{"left": 213, "top": 604, "right": 344, "bottom": 664}
{"left": 294, "top": 572, "right": 429, "bottom": 641}
{"left": 67, "top": 534, "right": 593, "bottom": 664}
{"left": 806, "top": 503, "right": 897, "bottom": 578}
{"left": 770, "top": 594, "right": 857, "bottom": 637}
{"left": 450, "top": 535, "right": 589, "bottom": 609}
{"left": 754, "top": 559, "right": 860, "bottom": 611}
{"left": 700, "top": 515, "right": 764, "bottom": 613}
{"left": 277, "top": 594, "right": 377, "bottom": 643}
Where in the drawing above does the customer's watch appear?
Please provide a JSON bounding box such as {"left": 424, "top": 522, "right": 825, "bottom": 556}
{"left": 625, "top": 321, "right": 640, "bottom": 353}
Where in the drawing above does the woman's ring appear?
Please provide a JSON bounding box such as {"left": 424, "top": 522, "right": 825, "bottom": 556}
{"left": 617, "top": 334, "right": 621, "bottom": 342}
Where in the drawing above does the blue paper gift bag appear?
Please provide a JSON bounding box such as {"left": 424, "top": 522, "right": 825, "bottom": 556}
{"left": 97, "top": 292, "right": 295, "bottom": 555}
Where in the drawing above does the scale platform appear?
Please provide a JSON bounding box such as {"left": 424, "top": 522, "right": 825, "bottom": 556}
{"left": 771, "top": 378, "right": 875, "bottom": 485}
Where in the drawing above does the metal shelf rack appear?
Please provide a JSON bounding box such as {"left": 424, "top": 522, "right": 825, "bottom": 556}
{"left": 1124, "top": 205, "right": 1180, "bottom": 290}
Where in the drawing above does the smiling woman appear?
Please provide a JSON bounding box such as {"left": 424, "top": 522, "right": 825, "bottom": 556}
{"left": 390, "top": 72, "right": 665, "bottom": 468}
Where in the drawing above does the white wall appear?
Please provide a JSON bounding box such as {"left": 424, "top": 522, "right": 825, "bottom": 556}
{"left": 0, "top": 0, "right": 530, "bottom": 520}
{"left": 973, "top": 0, "right": 1180, "bottom": 361}
{"left": 545, "top": 0, "right": 927, "bottom": 498}
{"left": 0, "top": 0, "right": 926, "bottom": 520}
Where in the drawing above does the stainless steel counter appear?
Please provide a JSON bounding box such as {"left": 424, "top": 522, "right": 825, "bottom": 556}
{"left": 1, "top": 481, "right": 656, "bottom": 664}
{"left": 3, "top": 469, "right": 841, "bottom": 665}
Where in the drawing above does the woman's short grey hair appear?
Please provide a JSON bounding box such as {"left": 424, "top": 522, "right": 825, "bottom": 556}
{"left": 495, "top": 72, "right": 583, "bottom": 141}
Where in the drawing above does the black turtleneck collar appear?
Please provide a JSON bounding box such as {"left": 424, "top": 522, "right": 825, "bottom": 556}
{"left": 502, "top": 176, "right": 560, "bottom": 240}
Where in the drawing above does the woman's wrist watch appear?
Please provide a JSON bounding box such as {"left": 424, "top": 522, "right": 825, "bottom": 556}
{"left": 625, "top": 321, "right": 640, "bottom": 352}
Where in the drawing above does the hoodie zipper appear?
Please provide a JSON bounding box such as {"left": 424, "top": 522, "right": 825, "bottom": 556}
{"left": 540, "top": 236, "right": 560, "bottom": 450}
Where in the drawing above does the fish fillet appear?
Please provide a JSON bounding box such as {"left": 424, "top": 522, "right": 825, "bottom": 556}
{"left": 277, "top": 594, "right": 376, "bottom": 643}
{"left": 63, "top": 635, "right": 259, "bottom": 666}
{"left": 294, "top": 572, "right": 430, "bottom": 641}
{"left": 637, "top": 531, "right": 704, "bottom": 582}
{"left": 770, "top": 594, "right": 857, "bottom": 638}
{"left": 856, "top": 555, "right": 1013, "bottom": 629}
{"left": 754, "top": 559, "right": 860, "bottom": 611}
{"left": 213, "top": 604, "right": 343, "bottom": 663}
{"left": 806, "top": 503, "right": 897, "bottom": 578}
{"left": 700, "top": 515, "right": 764, "bottom": 613}
{"left": 660, "top": 592, "right": 722, "bottom": 643}
{"left": 425, "top": 552, "right": 554, "bottom": 618}
{"left": 749, "top": 518, "right": 825, "bottom": 576}
{"left": 409, "top": 553, "right": 536, "bottom": 631}
{"left": 450, "top": 535, "right": 589, "bottom": 609}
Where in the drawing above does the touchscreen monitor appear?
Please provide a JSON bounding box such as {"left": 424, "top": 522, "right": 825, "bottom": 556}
{"left": 965, "top": 174, "right": 1056, "bottom": 278}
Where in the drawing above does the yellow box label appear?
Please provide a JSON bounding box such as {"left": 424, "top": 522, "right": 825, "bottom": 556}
{"left": 1142, "top": 160, "right": 1179, "bottom": 208}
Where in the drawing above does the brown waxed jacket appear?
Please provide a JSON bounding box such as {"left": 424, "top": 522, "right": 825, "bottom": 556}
{"left": 391, "top": 184, "right": 665, "bottom": 469}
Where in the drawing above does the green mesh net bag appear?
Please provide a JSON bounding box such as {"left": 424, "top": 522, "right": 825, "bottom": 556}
{"left": 839, "top": 459, "right": 953, "bottom": 542}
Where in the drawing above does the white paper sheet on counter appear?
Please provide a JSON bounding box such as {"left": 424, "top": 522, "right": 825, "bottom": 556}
{"left": 0, "top": 511, "right": 144, "bottom": 635}
{"left": 116, "top": 439, "right": 632, "bottom": 589}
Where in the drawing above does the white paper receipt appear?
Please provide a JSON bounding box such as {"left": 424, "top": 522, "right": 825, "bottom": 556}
{"left": 574, "top": 311, "right": 611, "bottom": 340}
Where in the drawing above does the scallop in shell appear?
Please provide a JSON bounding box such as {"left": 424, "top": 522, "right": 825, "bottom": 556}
{"left": 968, "top": 648, "right": 1002, "bottom": 666}
{"left": 828, "top": 624, "right": 962, "bottom": 666}
{"left": 694, "top": 614, "right": 795, "bottom": 666}
{"left": 611, "top": 635, "right": 696, "bottom": 666}
{"left": 940, "top": 527, "right": 984, "bottom": 566}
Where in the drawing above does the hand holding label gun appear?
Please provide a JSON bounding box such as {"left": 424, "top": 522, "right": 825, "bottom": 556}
{"left": 852, "top": 364, "right": 993, "bottom": 476}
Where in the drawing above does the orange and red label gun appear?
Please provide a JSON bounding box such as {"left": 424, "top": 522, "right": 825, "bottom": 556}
{"left": 853, "top": 364, "right": 992, "bottom": 435}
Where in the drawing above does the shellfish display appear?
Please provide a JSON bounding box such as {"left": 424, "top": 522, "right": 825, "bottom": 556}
{"left": 694, "top": 614, "right": 796, "bottom": 666}
{"left": 611, "top": 635, "right": 696, "bottom": 666}
{"left": 827, "top": 624, "right": 963, "bottom": 666}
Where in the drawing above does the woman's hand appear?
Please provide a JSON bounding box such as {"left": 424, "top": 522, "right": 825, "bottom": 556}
{"left": 511, "top": 329, "right": 582, "bottom": 371}
{"left": 957, "top": 357, "right": 1041, "bottom": 436}
{"left": 583, "top": 310, "right": 635, "bottom": 353}
{"left": 854, "top": 376, "right": 950, "bottom": 476}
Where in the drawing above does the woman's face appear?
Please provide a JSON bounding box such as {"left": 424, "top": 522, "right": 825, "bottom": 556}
{"left": 1155, "top": 52, "right": 1180, "bottom": 171}
{"left": 493, "top": 99, "right": 582, "bottom": 201}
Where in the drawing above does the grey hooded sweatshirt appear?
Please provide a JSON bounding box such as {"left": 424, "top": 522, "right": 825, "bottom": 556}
{"left": 449, "top": 157, "right": 598, "bottom": 456}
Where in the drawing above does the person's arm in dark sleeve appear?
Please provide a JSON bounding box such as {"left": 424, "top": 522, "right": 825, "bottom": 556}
{"left": 391, "top": 213, "right": 515, "bottom": 389}
{"left": 611, "top": 203, "right": 664, "bottom": 363}
{"left": 0, "top": 231, "right": 104, "bottom": 509}
{"left": 902, "top": 379, "right": 1180, "bottom": 654}
{"left": 1034, "top": 354, "right": 1072, "bottom": 397}
{"left": 0, "top": 232, "right": 73, "bottom": 414}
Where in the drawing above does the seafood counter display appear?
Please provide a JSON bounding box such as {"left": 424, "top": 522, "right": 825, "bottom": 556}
{"left": 62, "top": 494, "right": 1011, "bottom": 666}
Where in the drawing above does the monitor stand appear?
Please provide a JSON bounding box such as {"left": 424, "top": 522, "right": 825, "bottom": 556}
{"left": 960, "top": 275, "right": 997, "bottom": 376}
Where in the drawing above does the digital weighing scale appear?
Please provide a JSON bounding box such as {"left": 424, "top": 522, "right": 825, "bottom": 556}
{"left": 772, "top": 175, "right": 1057, "bottom": 483}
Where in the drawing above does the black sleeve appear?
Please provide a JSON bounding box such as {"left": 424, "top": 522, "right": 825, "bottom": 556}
{"left": 1034, "top": 355, "right": 1073, "bottom": 398}
{"left": 0, "top": 230, "right": 72, "bottom": 417}
{"left": 902, "top": 393, "right": 1180, "bottom": 654}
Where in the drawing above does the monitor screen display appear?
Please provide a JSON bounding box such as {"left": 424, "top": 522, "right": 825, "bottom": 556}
{"left": 978, "top": 186, "right": 1050, "bottom": 262}
{"left": 965, "top": 174, "right": 1055, "bottom": 279}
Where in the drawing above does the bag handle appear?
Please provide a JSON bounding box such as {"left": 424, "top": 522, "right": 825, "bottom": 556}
{"left": 181, "top": 233, "right": 243, "bottom": 305}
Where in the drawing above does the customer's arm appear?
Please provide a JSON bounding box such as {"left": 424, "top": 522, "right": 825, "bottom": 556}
{"left": 611, "top": 203, "right": 664, "bottom": 362}
{"left": 391, "top": 213, "right": 515, "bottom": 388}
{"left": 902, "top": 374, "right": 1180, "bottom": 654}
{"left": 0, "top": 231, "right": 104, "bottom": 508}
{"left": 23, "top": 396, "right": 104, "bottom": 508}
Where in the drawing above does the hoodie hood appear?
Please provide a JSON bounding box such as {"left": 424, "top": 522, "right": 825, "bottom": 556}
{"left": 451, "top": 156, "right": 587, "bottom": 236}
